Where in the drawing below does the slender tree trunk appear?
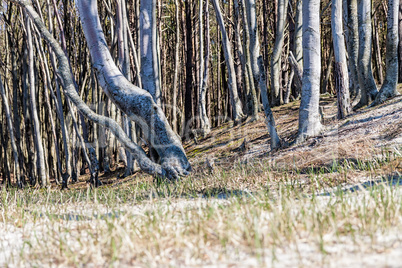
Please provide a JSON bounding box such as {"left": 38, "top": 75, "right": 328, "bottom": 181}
{"left": 270, "top": 0, "right": 289, "bottom": 106}
{"left": 198, "top": 0, "right": 211, "bottom": 136}
{"left": 211, "top": 0, "right": 244, "bottom": 122}
{"left": 25, "top": 12, "right": 49, "bottom": 187}
{"left": 172, "top": 0, "right": 180, "bottom": 134}
{"left": 355, "top": 0, "right": 378, "bottom": 109}
{"left": 372, "top": 0, "right": 400, "bottom": 105}
{"left": 258, "top": 57, "right": 282, "bottom": 149}
{"left": 0, "top": 74, "right": 21, "bottom": 187}
{"left": 140, "top": 0, "right": 161, "bottom": 105}
{"left": 332, "top": 0, "right": 351, "bottom": 119}
{"left": 297, "top": 0, "right": 322, "bottom": 143}
{"left": 398, "top": 0, "right": 402, "bottom": 82}
{"left": 345, "top": 0, "right": 360, "bottom": 98}
{"left": 242, "top": 0, "right": 259, "bottom": 119}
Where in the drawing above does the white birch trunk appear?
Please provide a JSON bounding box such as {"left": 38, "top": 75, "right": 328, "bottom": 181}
{"left": 372, "top": 0, "right": 400, "bottom": 105}
{"left": 297, "top": 0, "right": 322, "bottom": 142}
{"left": 332, "top": 0, "right": 351, "bottom": 118}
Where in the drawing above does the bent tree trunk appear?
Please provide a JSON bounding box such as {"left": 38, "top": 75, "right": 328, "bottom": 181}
{"left": 297, "top": 0, "right": 322, "bottom": 143}
{"left": 332, "top": 0, "right": 351, "bottom": 119}
{"left": 77, "top": 0, "right": 191, "bottom": 178}
{"left": 14, "top": 0, "right": 191, "bottom": 180}
{"left": 355, "top": 0, "right": 378, "bottom": 109}
{"left": 372, "top": 0, "right": 400, "bottom": 106}
{"left": 211, "top": 0, "right": 244, "bottom": 122}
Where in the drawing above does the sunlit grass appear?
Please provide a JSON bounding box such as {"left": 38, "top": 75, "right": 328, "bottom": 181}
{"left": 0, "top": 147, "right": 401, "bottom": 266}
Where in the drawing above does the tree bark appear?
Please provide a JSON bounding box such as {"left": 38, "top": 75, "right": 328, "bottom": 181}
{"left": 372, "top": 0, "right": 400, "bottom": 106}
{"left": 332, "top": 0, "right": 351, "bottom": 119}
{"left": 140, "top": 0, "right": 162, "bottom": 105}
{"left": 354, "top": 0, "right": 378, "bottom": 109}
{"left": 270, "top": 0, "right": 289, "bottom": 106}
{"left": 198, "top": 0, "right": 211, "bottom": 136}
{"left": 344, "top": 0, "right": 360, "bottom": 98}
{"left": 297, "top": 0, "right": 322, "bottom": 143}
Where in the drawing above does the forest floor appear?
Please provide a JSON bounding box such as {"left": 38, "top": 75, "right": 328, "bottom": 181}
{"left": 0, "top": 87, "right": 402, "bottom": 267}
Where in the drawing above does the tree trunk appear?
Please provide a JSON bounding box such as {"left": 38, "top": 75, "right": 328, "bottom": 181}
{"left": 270, "top": 0, "right": 288, "bottom": 106}
{"left": 172, "top": 0, "right": 180, "bottom": 134}
{"left": 332, "top": 0, "right": 351, "bottom": 119}
{"left": 140, "top": 0, "right": 161, "bottom": 105}
{"left": 198, "top": 0, "right": 211, "bottom": 136}
{"left": 257, "top": 57, "right": 282, "bottom": 149}
{"left": 372, "top": 0, "right": 400, "bottom": 106}
{"left": 243, "top": 0, "right": 259, "bottom": 119}
{"left": 25, "top": 11, "right": 49, "bottom": 187}
{"left": 297, "top": 0, "right": 322, "bottom": 143}
{"left": 398, "top": 0, "right": 402, "bottom": 82}
{"left": 345, "top": 0, "right": 360, "bottom": 98}
{"left": 211, "top": 0, "right": 244, "bottom": 122}
{"left": 0, "top": 74, "right": 21, "bottom": 187}
{"left": 354, "top": 0, "right": 378, "bottom": 109}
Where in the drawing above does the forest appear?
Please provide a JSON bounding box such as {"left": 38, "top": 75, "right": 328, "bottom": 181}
{"left": 0, "top": 0, "right": 401, "bottom": 266}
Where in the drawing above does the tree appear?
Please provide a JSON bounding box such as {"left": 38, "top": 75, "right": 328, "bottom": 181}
{"left": 13, "top": 0, "right": 191, "bottom": 180}
{"left": 211, "top": 0, "right": 244, "bottom": 122}
{"left": 270, "top": 0, "right": 288, "bottom": 106}
{"left": 354, "top": 0, "right": 378, "bottom": 109}
{"left": 140, "top": 0, "right": 162, "bottom": 105}
{"left": 296, "top": 0, "right": 322, "bottom": 143}
{"left": 344, "top": 0, "right": 360, "bottom": 99}
{"left": 332, "top": 0, "right": 351, "bottom": 118}
{"left": 372, "top": 0, "right": 400, "bottom": 105}
{"left": 198, "top": 0, "right": 211, "bottom": 136}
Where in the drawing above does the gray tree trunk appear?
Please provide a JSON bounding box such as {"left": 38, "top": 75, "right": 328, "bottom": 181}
{"left": 258, "top": 57, "right": 282, "bottom": 149}
{"left": 344, "top": 0, "right": 360, "bottom": 99}
{"left": 294, "top": 0, "right": 303, "bottom": 65}
{"left": 354, "top": 0, "right": 378, "bottom": 109}
{"left": 140, "top": 0, "right": 161, "bottom": 105}
{"left": 297, "top": 0, "right": 322, "bottom": 143}
{"left": 0, "top": 74, "right": 21, "bottom": 187}
{"left": 211, "top": 0, "right": 244, "bottom": 122}
{"left": 172, "top": 0, "right": 180, "bottom": 134}
{"left": 198, "top": 0, "right": 211, "bottom": 136}
{"left": 25, "top": 12, "right": 49, "bottom": 187}
{"left": 332, "top": 0, "right": 351, "bottom": 119}
{"left": 270, "top": 0, "right": 288, "bottom": 106}
{"left": 243, "top": 0, "right": 260, "bottom": 118}
{"left": 372, "top": 0, "right": 400, "bottom": 105}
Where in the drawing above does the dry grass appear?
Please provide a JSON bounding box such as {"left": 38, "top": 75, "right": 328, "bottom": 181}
{"left": 1, "top": 89, "right": 402, "bottom": 267}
